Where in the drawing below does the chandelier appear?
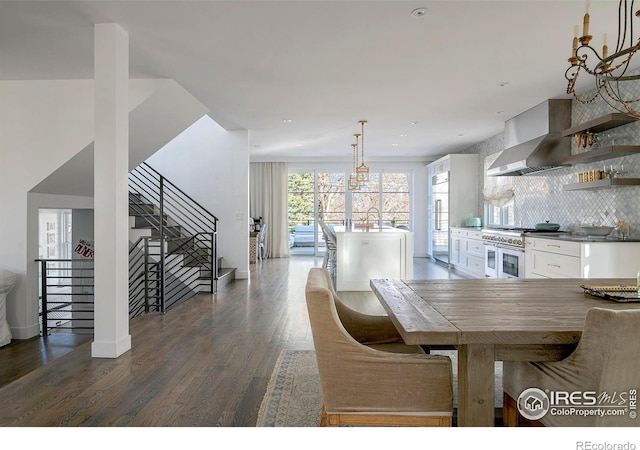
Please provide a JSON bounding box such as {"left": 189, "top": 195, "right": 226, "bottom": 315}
{"left": 566, "top": 0, "right": 640, "bottom": 118}
{"left": 355, "top": 120, "right": 370, "bottom": 183}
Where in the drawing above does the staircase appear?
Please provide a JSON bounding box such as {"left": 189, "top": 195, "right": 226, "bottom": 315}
{"left": 128, "top": 163, "right": 235, "bottom": 318}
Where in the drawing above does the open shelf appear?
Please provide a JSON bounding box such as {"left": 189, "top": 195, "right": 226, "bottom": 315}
{"left": 563, "top": 178, "right": 640, "bottom": 191}
{"left": 564, "top": 145, "right": 640, "bottom": 165}
{"left": 562, "top": 113, "right": 638, "bottom": 137}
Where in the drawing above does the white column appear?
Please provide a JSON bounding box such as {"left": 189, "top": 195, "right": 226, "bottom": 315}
{"left": 92, "top": 23, "right": 131, "bottom": 358}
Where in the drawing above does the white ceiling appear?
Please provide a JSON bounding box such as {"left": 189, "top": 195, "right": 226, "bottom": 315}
{"left": 0, "top": 1, "right": 630, "bottom": 162}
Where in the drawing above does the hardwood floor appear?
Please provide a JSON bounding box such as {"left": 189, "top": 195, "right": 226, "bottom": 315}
{"left": 0, "top": 256, "right": 469, "bottom": 427}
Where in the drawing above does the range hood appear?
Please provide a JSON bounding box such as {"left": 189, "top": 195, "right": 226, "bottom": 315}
{"left": 487, "top": 99, "right": 572, "bottom": 176}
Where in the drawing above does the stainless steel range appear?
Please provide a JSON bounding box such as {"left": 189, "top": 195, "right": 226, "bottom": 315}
{"left": 481, "top": 227, "right": 533, "bottom": 279}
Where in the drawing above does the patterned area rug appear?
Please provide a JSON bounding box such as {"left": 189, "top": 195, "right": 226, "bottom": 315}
{"left": 256, "top": 349, "right": 322, "bottom": 427}
{"left": 256, "top": 349, "right": 503, "bottom": 427}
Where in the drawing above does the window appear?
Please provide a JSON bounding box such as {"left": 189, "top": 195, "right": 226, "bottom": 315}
{"left": 352, "top": 172, "right": 410, "bottom": 227}
{"left": 485, "top": 200, "right": 515, "bottom": 227}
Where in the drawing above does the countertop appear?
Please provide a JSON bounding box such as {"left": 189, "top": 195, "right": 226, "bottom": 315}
{"left": 526, "top": 232, "right": 640, "bottom": 243}
{"left": 333, "top": 225, "right": 410, "bottom": 233}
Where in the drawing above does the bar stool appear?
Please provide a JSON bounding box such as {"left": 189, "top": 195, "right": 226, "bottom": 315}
{"left": 318, "top": 220, "right": 337, "bottom": 287}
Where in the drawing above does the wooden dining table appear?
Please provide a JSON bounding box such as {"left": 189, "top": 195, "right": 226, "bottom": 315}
{"left": 369, "top": 277, "right": 640, "bottom": 427}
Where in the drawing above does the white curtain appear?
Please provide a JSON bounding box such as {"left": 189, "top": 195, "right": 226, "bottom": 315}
{"left": 250, "top": 162, "right": 290, "bottom": 258}
{"left": 483, "top": 151, "right": 515, "bottom": 207}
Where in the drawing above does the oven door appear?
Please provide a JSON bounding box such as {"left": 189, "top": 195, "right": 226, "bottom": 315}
{"left": 484, "top": 243, "right": 498, "bottom": 278}
{"left": 497, "top": 246, "right": 525, "bottom": 279}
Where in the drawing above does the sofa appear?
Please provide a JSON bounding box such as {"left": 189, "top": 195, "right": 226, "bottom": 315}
{"left": 291, "top": 224, "right": 315, "bottom": 247}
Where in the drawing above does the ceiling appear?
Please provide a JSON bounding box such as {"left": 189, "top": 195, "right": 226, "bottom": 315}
{"left": 0, "top": 1, "right": 630, "bottom": 162}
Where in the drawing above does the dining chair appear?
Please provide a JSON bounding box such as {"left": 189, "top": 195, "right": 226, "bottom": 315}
{"left": 314, "top": 266, "right": 404, "bottom": 346}
{"left": 503, "top": 307, "right": 640, "bottom": 427}
{"left": 305, "top": 268, "right": 453, "bottom": 427}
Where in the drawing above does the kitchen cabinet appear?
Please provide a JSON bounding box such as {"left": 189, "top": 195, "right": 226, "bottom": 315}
{"left": 450, "top": 227, "right": 484, "bottom": 277}
{"left": 525, "top": 236, "right": 640, "bottom": 279}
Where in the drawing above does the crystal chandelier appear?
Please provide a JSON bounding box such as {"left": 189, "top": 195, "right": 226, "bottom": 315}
{"left": 566, "top": 0, "right": 640, "bottom": 117}
{"left": 355, "top": 120, "right": 370, "bottom": 183}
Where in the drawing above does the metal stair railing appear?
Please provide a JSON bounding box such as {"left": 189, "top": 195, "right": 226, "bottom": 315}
{"left": 128, "top": 163, "right": 218, "bottom": 316}
{"left": 36, "top": 258, "right": 94, "bottom": 335}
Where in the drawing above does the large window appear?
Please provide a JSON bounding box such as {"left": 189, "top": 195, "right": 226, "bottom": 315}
{"left": 288, "top": 169, "right": 412, "bottom": 255}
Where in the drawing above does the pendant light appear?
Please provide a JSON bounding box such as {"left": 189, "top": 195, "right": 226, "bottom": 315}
{"left": 348, "top": 140, "right": 360, "bottom": 191}
{"left": 355, "top": 120, "right": 369, "bottom": 184}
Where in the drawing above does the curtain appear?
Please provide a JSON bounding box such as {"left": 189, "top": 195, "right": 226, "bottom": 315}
{"left": 483, "top": 151, "right": 515, "bottom": 207}
{"left": 250, "top": 162, "right": 290, "bottom": 258}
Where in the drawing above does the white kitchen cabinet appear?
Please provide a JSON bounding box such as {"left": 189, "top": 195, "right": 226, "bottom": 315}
{"left": 525, "top": 236, "right": 640, "bottom": 279}
{"left": 450, "top": 227, "right": 485, "bottom": 277}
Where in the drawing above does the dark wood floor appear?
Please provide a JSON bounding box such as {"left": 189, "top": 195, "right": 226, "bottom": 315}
{"left": 0, "top": 256, "right": 468, "bottom": 427}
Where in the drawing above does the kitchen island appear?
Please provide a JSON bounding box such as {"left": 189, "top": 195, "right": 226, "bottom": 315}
{"left": 334, "top": 226, "right": 413, "bottom": 291}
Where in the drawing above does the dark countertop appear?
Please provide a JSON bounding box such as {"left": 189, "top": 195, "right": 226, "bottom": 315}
{"left": 527, "top": 233, "right": 640, "bottom": 243}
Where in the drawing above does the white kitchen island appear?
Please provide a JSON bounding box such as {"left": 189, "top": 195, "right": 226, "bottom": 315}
{"left": 334, "top": 226, "right": 413, "bottom": 291}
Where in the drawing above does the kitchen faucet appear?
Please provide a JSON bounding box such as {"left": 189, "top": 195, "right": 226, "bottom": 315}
{"left": 365, "top": 207, "right": 380, "bottom": 230}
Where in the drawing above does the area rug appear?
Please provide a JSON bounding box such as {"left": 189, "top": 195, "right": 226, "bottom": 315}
{"left": 256, "top": 349, "right": 503, "bottom": 427}
{"left": 256, "top": 349, "right": 322, "bottom": 427}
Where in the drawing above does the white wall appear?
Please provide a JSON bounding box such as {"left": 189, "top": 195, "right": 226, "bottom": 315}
{"left": 145, "top": 116, "right": 250, "bottom": 278}
{"left": 0, "top": 79, "right": 179, "bottom": 338}
{"left": 286, "top": 160, "right": 430, "bottom": 257}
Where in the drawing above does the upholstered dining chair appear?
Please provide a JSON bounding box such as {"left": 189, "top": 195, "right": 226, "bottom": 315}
{"left": 0, "top": 270, "right": 16, "bottom": 347}
{"left": 314, "top": 265, "right": 403, "bottom": 346}
{"left": 503, "top": 307, "right": 640, "bottom": 427}
{"left": 305, "top": 268, "right": 453, "bottom": 427}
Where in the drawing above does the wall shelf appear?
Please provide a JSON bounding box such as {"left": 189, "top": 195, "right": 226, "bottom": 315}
{"left": 562, "top": 113, "right": 638, "bottom": 137}
{"left": 564, "top": 145, "right": 640, "bottom": 165}
{"left": 563, "top": 178, "right": 640, "bottom": 191}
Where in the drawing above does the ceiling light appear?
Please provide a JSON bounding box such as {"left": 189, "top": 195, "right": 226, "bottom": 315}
{"left": 400, "top": 134, "right": 408, "bottom": 137}
{"left": 566, "top": 0, "right": 640, "bottom": 118}
{"left": 355, "top": 120, "right": 370, "bottom": 184}
{"left": 410, "top": 8, "right": 428, "bottom": 18}
{"left": 498, "top": 82, "right": 510, "bottom": 87}
{"left": 410, "top": 121, "right": 419, "bottom": 126}
{"left": 496, "top": 111, "right": 504, "bottom": 115}
{"left": 392, "top": 143, "right": 399, "bottom": 147}
{"left": 283, "top": 119, "right": 292, "bottom": 123}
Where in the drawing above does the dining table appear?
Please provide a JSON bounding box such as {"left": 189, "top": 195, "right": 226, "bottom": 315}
{"left": 369, "top": 277, "right": 640, "bottom": 427}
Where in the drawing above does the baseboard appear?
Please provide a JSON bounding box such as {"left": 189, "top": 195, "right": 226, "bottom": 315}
{"left": 9, "top": 323, "right": 40, "bottom": 340}
{"left": 235, "top": 270, "right": 249, "bottom": 279}
{"left": 91, "top": 334, "right": 132, "bottom": 358}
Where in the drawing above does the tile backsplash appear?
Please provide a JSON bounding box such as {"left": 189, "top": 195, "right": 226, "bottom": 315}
{"left": 463, "top": 94, "right": 640, "bottom": 237}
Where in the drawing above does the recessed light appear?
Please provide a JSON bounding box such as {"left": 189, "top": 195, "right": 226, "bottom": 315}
{"left": 254, "top": 144, "right": 262, "bottom": 148}
{"left": 411, "top": 8, "right": 428, "bottom": 18}
{"left": 496, "top": 111, "right": 504, "bottom": 115}
{"left": 498, "top": 82, "right": 510, "bottom": 87}
{"left": 400, "top": 134, "right": 408, "bottom": 137}
{"left": 283, "top": 119, "right": 293, "bottom": 123}
{"left": 458, "top": 133, "right": 465, "bottom": 137}
{"left": 392, "top": 143, "right": 399, "bottom": 147}
{"left": 410, "top": 121, "right": 419, "bottom": 126}
{"left": 295, "top": 143, "right": 302, "bottom": 147}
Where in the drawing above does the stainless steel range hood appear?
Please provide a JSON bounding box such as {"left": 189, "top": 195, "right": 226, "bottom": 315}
{"left": 488, "top": 99, "right": 572, "bottom": 176}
